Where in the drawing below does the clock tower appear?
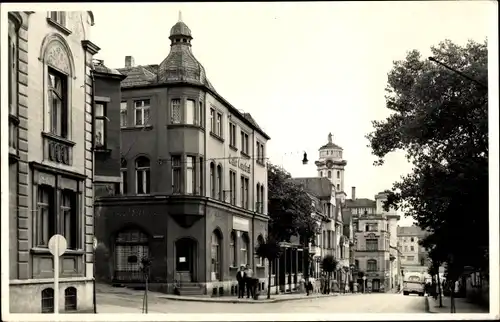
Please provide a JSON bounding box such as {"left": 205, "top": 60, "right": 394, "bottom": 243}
{"left": 315, "top": 133, "right": 347, "bottom": 195}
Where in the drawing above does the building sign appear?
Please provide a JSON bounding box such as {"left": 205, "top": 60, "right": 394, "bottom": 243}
{"left": 233, "top": 216, "right": 249, "bottom": 232}
{"left": 228, "top": 155, "right": 251, "bottom": 174}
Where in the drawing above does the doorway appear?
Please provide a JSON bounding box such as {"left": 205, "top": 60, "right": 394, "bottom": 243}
{"left": 372, "top": 279, "right": 381, "bottom": 292}
{"left": 175, "top": 238, "right": 197, "bottom": 282}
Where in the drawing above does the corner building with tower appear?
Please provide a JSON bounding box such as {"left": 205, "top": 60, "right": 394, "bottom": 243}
{"left": 94, "top": 16, "right": 270, "bottom": 296}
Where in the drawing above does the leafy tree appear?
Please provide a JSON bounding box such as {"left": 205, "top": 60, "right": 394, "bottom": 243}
{"left": 255, "top": 238, "right": 282, "bottom": 299}
{"left": 321, "top": 255, "right": 338, "bottom": 294}
{"left": 267, "top": 163, "right": 319, "bottom": 244}
{"left": 366, "top": 39, "right": 488, "bottom": 310}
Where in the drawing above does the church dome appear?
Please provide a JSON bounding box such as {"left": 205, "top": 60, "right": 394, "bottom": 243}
{"left": 158, "top": 12, "right": 215, "bottom": 91}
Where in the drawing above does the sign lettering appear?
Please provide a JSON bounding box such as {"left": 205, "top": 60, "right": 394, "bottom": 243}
{"left": 228, "top": 155, "right": 251, "bottom": 174}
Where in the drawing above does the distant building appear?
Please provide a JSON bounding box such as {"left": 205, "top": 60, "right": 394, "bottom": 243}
{"left": 397, "top": 225, "right": 429, "bottom": 269}
{"left": 315, "top": 133, "right": 347, "bottom": 203}
{"left": 346, "top": 190, "right": 400, "bottom": 292}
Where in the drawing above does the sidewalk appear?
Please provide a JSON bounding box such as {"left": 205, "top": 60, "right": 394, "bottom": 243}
{"left": 98, "top": 304, "right": 164, "bottom": 314}
{"left": 426, "top": 296, "right": 489, "bottom": 314}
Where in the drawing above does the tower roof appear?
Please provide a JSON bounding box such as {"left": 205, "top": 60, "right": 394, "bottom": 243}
{"left": 319, "top": 133, "right": 343, "bottom": 150}
{"left": 170, "top": 11, "right": 192, "bottom": 38}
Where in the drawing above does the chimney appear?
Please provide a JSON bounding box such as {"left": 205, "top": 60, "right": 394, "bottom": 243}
{"left": 125, "top": 56, "right": 135, "bottom": 68}
{"left": 351, "top": 186, "right": 356, "bottom": 200}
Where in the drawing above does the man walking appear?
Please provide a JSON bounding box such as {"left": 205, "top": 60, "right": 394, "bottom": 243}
{"left": 236, "top": 265, "right": 246, "bottom": 298}
{"left": 245, "top": 264, "right": 254, "bottom": 299}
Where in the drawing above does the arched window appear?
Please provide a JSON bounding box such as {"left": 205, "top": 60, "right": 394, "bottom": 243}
{"left": 114, "top": 228, "right": 149, "bottom": 282}
{"left": 337, "top": 171, "right": 340, "bottom": 179}
{"left": 367, "top": 259, "right": 377, "bottom": 272}
{"left": 240, "top": 233, "right": 250, "bottom": 265}
{"left": 41, "top": 288, "right": 54, "bottom": 313}
{"left": 64, "top": 287, "right": 77, "bottom": 311}
{"left": 229, "top": 231, "right": 236, "bottom": 267}
{"left": 217, "top": 164, "right": 222, "bottom": 200}
{"left": 135, "top": 156, "right": 150, "bottom": 194}
{"left": 256, "top": 235, "right": 265, "bottom": 266}
{"left": 327, "top": 171, "right": 331, "bottom": 178}
{"left": 211, "top": 230, "right": 222, "bottom": 281}
{"left": 120, "top": 158, "right": 127, "bottom": 194}
{"left": 210, "top": 162, "right": 215, "bottom": 198}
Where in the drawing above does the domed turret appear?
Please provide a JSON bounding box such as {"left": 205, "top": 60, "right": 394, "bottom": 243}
{"left": 315, "top": 133, "right": 347, "bottom": 193}
{"left": 158, "top": 11, "right": 215, "bottom": 91}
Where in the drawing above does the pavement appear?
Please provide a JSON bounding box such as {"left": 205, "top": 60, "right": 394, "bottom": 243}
{"left": 96, "top": 284, "right": 427, "bottom": 314}
{"left": 426, "top": 295, "right": 489, "bottom": 314}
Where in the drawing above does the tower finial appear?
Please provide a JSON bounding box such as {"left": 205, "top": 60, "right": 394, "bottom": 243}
{"left": 328, "top": 132, "right": 333, "bottom": 143}
{"left": 178, "top": 10, "right": 183, "bottom": 22}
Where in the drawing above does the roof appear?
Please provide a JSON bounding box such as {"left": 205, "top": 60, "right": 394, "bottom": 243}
{"left": 397, "top": 225, "right": 427, "bottom": 237}
{"left": 345, "top": 198, "right": 376, "bottom": 208}
{"left": 319, "top": 142, "right": 343, "bottom": 150}
{"left": 289, "top": 177, "right": 333, "bottom": 199}
{"left": 114, "top": 18, "right": 270, "bottom": 140}
{"left": 92, "top": 60, "right": 126, "bottom": 79}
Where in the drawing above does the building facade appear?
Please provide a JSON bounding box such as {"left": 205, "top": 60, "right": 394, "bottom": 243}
{"left": 94, "top": 17, "right": 270, "bottom": 296}
{"left": 347, "top": 191, "right": 400, "bottom": 292}
{"left": 397, "top": 225, "right": 429, "bottom": 269}
{"left": 8, "top": 11, "right": 99, "bottom": 313}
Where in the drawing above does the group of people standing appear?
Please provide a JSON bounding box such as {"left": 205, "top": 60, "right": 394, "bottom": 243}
{"left": 236, "top": 264, "right": 259, "bottom": 299}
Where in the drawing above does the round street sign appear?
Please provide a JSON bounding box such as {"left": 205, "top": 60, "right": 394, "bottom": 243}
{"left": 362, "top": 276, "right": 367, "bottom": 280}
{"left": 48, "top": 234, "right": 68, "bottom": 257}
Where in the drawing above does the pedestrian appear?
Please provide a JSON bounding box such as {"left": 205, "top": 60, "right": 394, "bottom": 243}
{"left": 245, "top": 264, "right": 254, "bottom": 299}
{"left": 236, "top": 265, "right": 246, "bottom": 298}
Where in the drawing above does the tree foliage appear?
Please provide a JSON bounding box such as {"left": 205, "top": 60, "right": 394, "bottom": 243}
{"left": 366, "top": 39, "right": 489, "bottom": 279}
{"left": 255, "top": 237, "right": 282, "bottom": 299}
{"left": 267, "top": 163, "right": 319, "bottom": 244}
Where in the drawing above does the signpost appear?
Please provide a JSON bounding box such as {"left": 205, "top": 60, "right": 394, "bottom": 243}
{"left": 362, "top": 275, "right": 367, "bottom": 293}
{"left": 93, "top": 237, "right": 98, "bottom": 314}
{"left": 48, "top": 234, "right": 68, "bottom": 315}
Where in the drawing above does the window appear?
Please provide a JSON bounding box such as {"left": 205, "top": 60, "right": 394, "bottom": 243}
{"left": 337, "top": 184, "right": 340, "bottom": 191}
{"left": 186, "top": 156, "right": 195, "bottom": 194}
{"left": 229, "top": 122, "right": 237, "bottom": 147}
{"left": 95, "top": 103, "right": 106, "bottom": 148}
{"left": 210, "top": 162, "right": 216, "bottom": 198}
{"left": 257, "top": 235, "right": 265, "bottom": 266}
{"left": 410, "top": 246, "right": 414, "bottom": 252}
{"left": 229, "top": 170, "right": 237, "bottom": 205}
{"left": 210, "top": 108, "right": 215, "bottom": 133}
{"left": 48, "top": 68, "right": 68, "bottom": 137}
{"left": 41, "top": 288, "right": 54, "bottom": 313}
{"left": 134, "top": 99, "right": 150, "bottom": 126}
{"left": 171, "top": 99, "right": 181, "bottom": 124}
{"left": 114, "top": 229, "right": 149, "bottom": 282}
{"left": 211, "top": 230, "right": 221, "bottom": 281}
{"left": 199, "top": 157, "right": 204, "bottom": 195}
{"left": 260, "top": 185, "right": 264, "bottom": 212}
{"left": 240, "top": 132, "right": 249, "bottom": 154}
{"left": 366, "top": 239, "right": 378, "bottom": 251}
{"left": 337, "top": 171, "right": 340, "bottom": 179}
{"left": 186, "top": 99, "right": 195, "bottom": 124}
{"left": 258, "top": 143, "right": 265, "bottom": 163}
{"left": 171, "top": 156, "right": 181, "bottom": 193}
{"left": 36, "top": 186, "right": 55, "bottom": 247}
{"left": 8, "top": 33, "right": 17, "bottom": 115}
{"left": 216, "top": 112, "right": 222, "bottom": 136}
{"left": 50, "top": 11, "right": 66, "bottom": 26}
{"left": 62, "top": 190, "right": 77, "bottom": 249}
{"left": 217, "top": 165, "right": 223, "bottom": 200}
{"left": 241, "top": 176, "right": 249, "bottom": 209}
{"left": 367, "top": 259, "right": 377, "bottom": 271}
{"left": 256, "top": 183, "right": 261, "bottom": 212}
{"left": 365, "top": 223, "right": 378, "bottom": 232}
{"left": 327, "top": 230, "right": 331, "bottom": 248}
{"left": 64, "top": 287, "right": 77, "bottom": 311}
{"left": 198, "top": 102, "right": 204, "bottom": 127}
{"left": 241, "top": 233, "right": 249, "bottom": 265}
{"left": 407, "top": 256, "right": 415, "bottom": 261}
{"left": 327, "top": 171, "right": 331, "bottom": 178}
{"left": 9, "top": 121, "right": 17, "bottom": 152}
{"left": 355, "top": 260, "right": 359, "bottom": 270}
{"left": 135, "top": 157, "right": 150, "bottom": 194}
{"left": 410, "top": 237, "right": 414, "bottom": 242}
{"left": 322, "top": 231, "right": 326, "bottom": 249}
{"left": 229, "top": 231, "right": 236, "bottom": 267}
{"left": 120, "top": 102, "right": 127, "bottom": 127}
{"left": 120, "top": 158, "right": 127, "bottom": 194}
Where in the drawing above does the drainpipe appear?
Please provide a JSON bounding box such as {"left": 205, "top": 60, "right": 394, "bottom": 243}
{"left": 90, "top": 60, "right": 97, "bottom": 314}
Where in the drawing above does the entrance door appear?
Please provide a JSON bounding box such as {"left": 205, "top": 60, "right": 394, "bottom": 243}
{"left": 175, "top": 238, "right": 196, "bottom": 282}
{"left": 372, "top": 279, "right": 381, "bottom": 292}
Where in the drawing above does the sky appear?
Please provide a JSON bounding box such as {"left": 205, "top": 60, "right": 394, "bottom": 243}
{"left": 9, "top": 1, "right": 494, "bottom": 227}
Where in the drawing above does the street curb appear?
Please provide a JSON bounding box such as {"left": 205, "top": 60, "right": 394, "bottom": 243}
{"left": 159, "top": 293, "right": 339, "bottom": 304}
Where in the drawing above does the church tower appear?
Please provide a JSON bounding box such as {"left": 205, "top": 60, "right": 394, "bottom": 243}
{"left": 315, "top": 133, "right": 347, "bottom": 194}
